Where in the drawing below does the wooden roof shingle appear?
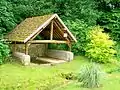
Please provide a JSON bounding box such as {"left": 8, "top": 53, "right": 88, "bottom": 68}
{"left": 5, "top": 14, "right": 52, "bottom": 42}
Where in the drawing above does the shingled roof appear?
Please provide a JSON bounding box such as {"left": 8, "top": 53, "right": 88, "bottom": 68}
{"left": 5, "top": 14, "right": 77, "bottom": 43}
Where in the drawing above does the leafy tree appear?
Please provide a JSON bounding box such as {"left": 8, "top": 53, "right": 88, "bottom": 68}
{"left": 0, "top": 0, "right": 54, "bottom": 35}
{"left": 98, "top": 9, "right": 120, "bottom": 41}
{"left": 0, "top": 0, "right": 16, "bottom": 34}
{"left": 65, "top": 20, "right": 90, "bottom": 55}
{"left": 95, "top": 0, "right": 120, "bottom": 11}
{"left": 53, "top": 0, "right": 101, "bottom": 25}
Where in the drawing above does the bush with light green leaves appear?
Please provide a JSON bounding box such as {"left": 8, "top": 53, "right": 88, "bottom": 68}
{"left": 85, "top": 26, "right": 116, "bottom": 63}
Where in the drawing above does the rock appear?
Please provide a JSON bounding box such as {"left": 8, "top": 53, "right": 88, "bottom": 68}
{"left": 13, "top": 52, "right": 30, "bottom": 65}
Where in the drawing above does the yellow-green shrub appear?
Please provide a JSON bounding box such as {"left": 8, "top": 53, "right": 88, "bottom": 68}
{"left": 85, "top": 26, "right": 116, "bottom": 63}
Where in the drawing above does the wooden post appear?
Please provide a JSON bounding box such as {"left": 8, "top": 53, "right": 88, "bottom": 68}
{"left": 67, "top": 42, "right": 71, "bottom": 51}
{"left": 25, "top": 43, "right": 29, "bottom": 55}
{"left": 50, "top": 21, "right": 53, "bottom": 40}
{"left": 69, "top": 44, "right": 71, "bottom": 51}
{"left": 14, "top": 41, "right": 16, "bottom": 53}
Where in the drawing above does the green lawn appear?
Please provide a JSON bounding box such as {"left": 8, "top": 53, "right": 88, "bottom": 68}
{"left": 54, "top": 73, "right": 120, "bottom": 90}
{"left": 0, "top": 56, "right": 120, "bottom": 90}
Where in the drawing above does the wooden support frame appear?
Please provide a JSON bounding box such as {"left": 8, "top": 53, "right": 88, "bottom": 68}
{"left": 53, "top": 21, "right": 69, "bottom": 41}
{"left": 50, "top": 21, "right": 53, "bottom": 40}
{"left": 24, "top": 14, "right": 56, "bottom": 43}
{"left": 53, "top": 24, "right": 65, "bottom": 40}
{"left": 53, "top": 21, "right": 71, "bottom": 47}
{"left": 28, "top": 40, "right": 67, "bottom": 44}
{"left": 13, "top": 41, "right": 16, "bottom": 53}
{"left": 67, "top": 42, "right": 71, "bottom": 51}
{"left": 25, "top": 43, "right": 29, "bottom": 55}
{"left": 29, "top": 28, "right": 43, "bottom": 41}
{"left": 55, "top": 14, "right": 77, "bottom": 42}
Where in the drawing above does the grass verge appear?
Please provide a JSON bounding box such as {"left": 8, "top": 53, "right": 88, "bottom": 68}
{"left": 0, "top": 56, "right": 119, "bottom": 90}
{"left": 0, "top": 56, "right": 88, "bottom": 90}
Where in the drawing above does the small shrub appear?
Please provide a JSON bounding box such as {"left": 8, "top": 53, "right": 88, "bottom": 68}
{"left": 85, "top": 26, "right": 116, "bottom": 63}
{"left": 78, "top": 63, "right": 104, "bottom": 88}
{"left": 0, "top": 39, "right": 10, "bottom": 64}
{"left": 61, "top": 72, "right": 77, "bottom": 80}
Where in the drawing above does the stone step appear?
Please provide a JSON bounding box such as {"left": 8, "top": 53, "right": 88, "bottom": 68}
{"left": 36, "top": 57, "right": 66, "bottom": 64}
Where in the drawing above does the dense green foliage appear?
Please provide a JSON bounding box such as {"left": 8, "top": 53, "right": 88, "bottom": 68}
{"left": 0, "top": 0, "right": 120, "bottom": 59}
{"left": 96, "top": 0, "right": 120, "bottom": 41}
{"left": 98, "top": 9, "right": 120, "bottom": 41}
{"left": 85, "top": 26, "right": 116, "bottom": 63}
{"left": 0, "top": 0, "right": 16, "bottom": 34}
{"left": 0, "top": 39, "right": 10, "bottom": 64}
{"left": 0, "top": 0, "right": 54, "bottom": 34}
{"left": 53, "top": 0, "right": 101, "bottom": 25}
{"left": 78, "top": 63, "right": 103, "bottom": 88}
{"left": 115, "top": 42, "right": 120, "bottom": 60}
{"left": 65, "top": 20, "right": 90, "bottom": 55}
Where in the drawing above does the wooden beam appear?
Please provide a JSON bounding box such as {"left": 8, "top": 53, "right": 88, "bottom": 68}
{"left": 24, "top": 14, "right": 56, "bottom": 43}
{"left": 25, "top": 43, "right": 29, "bottom": 55}
{"left": 28, "top": 40, "right": 67, "bottom": 44}
{"left": 11, "top": 42, "right": 25, "bottom": 44}
{"left": 29, "top": 28, "right": 43, "bottom": 41}
{"left": 53, "top": 21, "right": 69, "bottom": 40}
{"left": 53, "top": 24, "right": 65, "bottom": 40}
{"left": 53, "top": 21, "right": 71, "bottom": 47}
{"left": 55, "top": 14, "right": 77, "bottom": 42}
{"left": 50, "top": 21, "right": 53, "bottom": 40}
{"left": 13, "top": 41, "right": 16, "bottom": 53}
{"left": 67, "top": 43, "right": 71, "bottom": 51}
{"left": 52, "top": 29, "right": 59, "bottom": 39}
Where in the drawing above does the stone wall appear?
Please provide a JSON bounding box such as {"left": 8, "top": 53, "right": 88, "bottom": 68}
{"left": 11, "top": 44, "right": 74, "bottom": 64}
{"left": 10, "top": 44, "right": 48, "bottom": 57}
{"left": 28, "top": 44, "right": 48, "bottom": 57}
{"left": 46, "top": 49, "right": 74, "bottom": 61}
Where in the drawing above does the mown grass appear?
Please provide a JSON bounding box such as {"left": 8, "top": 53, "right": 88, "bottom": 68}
{"left": 54, "top": 73, "right": 120, "bottom": 90}
{"left": 0, "top": 56, "right": 89, "bottom": 90}
{"left": 0, "top": 56, "right": 120, "bottom": 90}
